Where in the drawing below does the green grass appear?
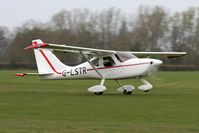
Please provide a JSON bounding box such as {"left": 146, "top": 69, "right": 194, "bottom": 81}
{"left": 0, "top": 70, "right": 199, "bottom": 133}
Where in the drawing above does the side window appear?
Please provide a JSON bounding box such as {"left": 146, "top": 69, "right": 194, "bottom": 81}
{"left": 91, "top": 58, "right": 99, "bottom": 67}
{"left": 103, "top": 56, "right": 115, "bottom": 67}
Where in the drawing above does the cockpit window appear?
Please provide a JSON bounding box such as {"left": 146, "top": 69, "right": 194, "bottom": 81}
{"left": 91, "top": 58, "right": 99, "bottom": 66}
{"left": 115, "top": 52, "right": 136, "bottom": 62}
{"left": 103, "top": 56, "right": 115, "bottom": 67}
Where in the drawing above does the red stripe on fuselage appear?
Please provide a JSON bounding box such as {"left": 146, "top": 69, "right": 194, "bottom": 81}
{"left": 39, "top": 50, "right": 61, "bottom": 74}
{"left": 87, "top": 62, "right": 150, "bottom": 71}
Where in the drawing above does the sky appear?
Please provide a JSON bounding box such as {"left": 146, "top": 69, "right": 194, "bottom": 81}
{"left": 0, "top": 0, "right": 199, "bottom": 29}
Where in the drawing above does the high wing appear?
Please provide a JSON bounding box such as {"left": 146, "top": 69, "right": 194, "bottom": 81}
{"left": 25, "top": 39, "right": 187, "bottom": 58}
{"left": 25, "top": 41, "right": 115, "bottom": 56}
{"left": 128, "top": 51, "right": 187, "bottom": 58}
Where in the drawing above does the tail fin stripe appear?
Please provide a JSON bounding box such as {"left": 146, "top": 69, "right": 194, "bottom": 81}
{"left": 39, "top": 49, "right": 61, "bottom": 74}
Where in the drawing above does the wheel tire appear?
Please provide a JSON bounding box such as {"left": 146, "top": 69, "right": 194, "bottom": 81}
{"left": 94, "top": 92, "right": 103, "bottom": 95}
{"left": 123, "top": 90, "right": 132, "bottom": 95}
{"left": 127, "top": 91, "right": 132, "bottom": 95}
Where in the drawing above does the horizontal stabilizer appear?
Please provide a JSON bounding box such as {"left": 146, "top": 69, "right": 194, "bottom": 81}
{"left": 15, "top": 73, "right": 53, "bottom": 77}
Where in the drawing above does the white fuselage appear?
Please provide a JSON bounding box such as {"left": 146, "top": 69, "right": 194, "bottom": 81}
{"left": 41, "top": 58, "right": 162, "bottom": 80}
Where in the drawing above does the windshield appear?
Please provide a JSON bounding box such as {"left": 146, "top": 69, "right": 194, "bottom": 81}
{"left": 115, "top": 52, "right": 136, "bottom": 62}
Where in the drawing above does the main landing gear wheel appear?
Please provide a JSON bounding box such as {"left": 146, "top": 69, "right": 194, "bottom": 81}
{"left": 94, "top": 92, "right": 103, "bottom": 95}
{"left": 88, "top": 79, "right": 106, "bottom": 95}
{"left": 123, "top": 90, "right": 132, "bottom": 95}
{"left": 116, "top": 79, "right": 135, "bottom": 95}
{"left": 137, "top": 78, "right": 153, "bottom": 92}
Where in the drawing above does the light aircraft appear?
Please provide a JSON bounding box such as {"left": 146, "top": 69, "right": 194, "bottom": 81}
{"left": 16, "top": 39, "right": 187, "bottom": 95}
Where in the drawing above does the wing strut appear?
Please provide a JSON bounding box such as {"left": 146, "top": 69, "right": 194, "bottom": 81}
{"left": 79, "top": 51, "right": 104, "bottom": 79}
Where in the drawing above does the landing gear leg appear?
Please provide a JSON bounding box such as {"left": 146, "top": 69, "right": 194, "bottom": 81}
{"left": 100, "top": 78, "right": 105, "bottom": 86}
{"left": 137, "top": 78, "right": 153, "bottom": 92}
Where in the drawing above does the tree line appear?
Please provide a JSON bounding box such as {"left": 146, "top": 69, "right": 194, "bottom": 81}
{"left": 0, "top": 6, "right": 199, "bottom": 70}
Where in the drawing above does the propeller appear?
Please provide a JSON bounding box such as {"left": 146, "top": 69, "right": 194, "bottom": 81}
{"left": 149, "top": 65, "right": 163, "bottom": 81}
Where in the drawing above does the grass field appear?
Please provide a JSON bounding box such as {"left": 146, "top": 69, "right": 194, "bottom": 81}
{"left": 0, "top": 70, "right": 199, "bottom": 133}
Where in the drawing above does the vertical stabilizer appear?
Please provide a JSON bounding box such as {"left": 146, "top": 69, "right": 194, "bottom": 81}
{"left": 32, "top": 39, "right": 69, "bottom": 74}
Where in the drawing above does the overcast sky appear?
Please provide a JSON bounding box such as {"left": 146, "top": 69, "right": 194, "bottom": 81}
{"left": 0, "top": 0, "right": 199, "bottom": 29}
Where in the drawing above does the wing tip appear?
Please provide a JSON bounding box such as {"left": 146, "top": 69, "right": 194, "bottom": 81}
{"left": 167, "top": 52, "right": 188, "bottom": 59}
{"left": 24, "top": 43, "right": 48, "bottom": 50}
